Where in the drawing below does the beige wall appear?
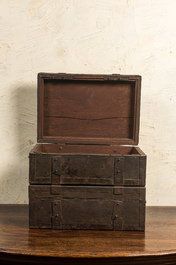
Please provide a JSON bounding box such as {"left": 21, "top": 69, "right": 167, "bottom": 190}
{"left": 0, "top": 0, "right": 176, "bottom": 205}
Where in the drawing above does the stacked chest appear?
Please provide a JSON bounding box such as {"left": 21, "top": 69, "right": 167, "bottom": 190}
{"left": 29, "top": 73, "right": 146, "bottom": 230}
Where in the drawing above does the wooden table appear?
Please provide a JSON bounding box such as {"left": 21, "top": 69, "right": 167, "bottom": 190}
{"left": 0, "top": 205, "right": 176, "bottom": 264}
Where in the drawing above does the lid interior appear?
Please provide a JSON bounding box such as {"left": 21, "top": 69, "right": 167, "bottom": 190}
{"left": 38, "top": 74, "right": 141, "bottom": 145}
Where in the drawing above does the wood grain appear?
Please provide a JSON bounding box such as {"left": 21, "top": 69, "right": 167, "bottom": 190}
{"left": 43, "top": 81, "right": 134, "bottom": 118}
{"left": 43, "top": 116, "right": 134, "bottom": 138}
{"left": 37, "top": 73, "right": 141, "bottom": 145}
{"left": 43, "top": 80, "right": 134, "bottom": 139}
{"left": 0, "top": 205, "right": 176, "bottom": 264}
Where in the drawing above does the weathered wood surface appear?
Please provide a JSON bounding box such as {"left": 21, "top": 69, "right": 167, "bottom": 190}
{"left": 29, "top": 149, "right": 146, "bottom": 186}
{"left": 0, "top": 205, "right": 176, "bottom": 264}
{"left": 37, "top": 73, "right": 141, "bottom": 145}
{"left": 29, "top": 185, "right": 145, "bottom": 230}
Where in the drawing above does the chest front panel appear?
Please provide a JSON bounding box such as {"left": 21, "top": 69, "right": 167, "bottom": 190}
{"left": 29, "top": 185, "right": 145, "bottom": 231}
{"left": 29, "top": 152, "right": 146, "bottom": 186}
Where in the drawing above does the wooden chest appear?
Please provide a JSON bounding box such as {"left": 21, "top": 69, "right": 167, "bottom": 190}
{"left": 29, "top": 73, "right": 146, "bottom": 230}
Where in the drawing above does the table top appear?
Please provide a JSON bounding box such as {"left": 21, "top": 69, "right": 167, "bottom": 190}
{"left": 0, "top": 205, "right": 176, "bottom": 264}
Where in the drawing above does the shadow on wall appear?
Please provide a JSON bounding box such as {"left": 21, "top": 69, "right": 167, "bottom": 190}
{"left": 0, "top": 84, "right": 37, "bottom": 204}
{"left": 15, "top": 84, "right": 37, "bottom": 152}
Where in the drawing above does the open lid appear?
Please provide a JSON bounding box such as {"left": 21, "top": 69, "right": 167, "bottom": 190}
{"left": 38, "top": 73, "right": 141, "bottom": 145}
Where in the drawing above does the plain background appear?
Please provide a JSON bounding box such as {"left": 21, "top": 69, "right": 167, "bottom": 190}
{"left": 0, "top": 0, "right": 176, "bottom": 205}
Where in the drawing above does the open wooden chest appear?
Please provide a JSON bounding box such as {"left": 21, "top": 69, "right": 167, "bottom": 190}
{"left": 29, "top": 73, "right": 146, "bottom": 230}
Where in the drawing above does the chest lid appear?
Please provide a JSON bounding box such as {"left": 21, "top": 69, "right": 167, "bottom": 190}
{"left": 38, "top": 73, "right": 141, "bottom": 145}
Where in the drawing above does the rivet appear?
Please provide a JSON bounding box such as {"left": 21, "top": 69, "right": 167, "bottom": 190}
{"left": 113, "top": 149, "right": 117, "bottom": 153}
{"left": 117, "top": 170, "right": 120, "bottom": 173}
{"left": 59, "top": 147, "right": 62, "bottom": 150}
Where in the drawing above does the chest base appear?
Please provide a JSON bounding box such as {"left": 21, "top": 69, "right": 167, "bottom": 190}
{"left": 29, "top": 185, "right": 145, "bottom": 231}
